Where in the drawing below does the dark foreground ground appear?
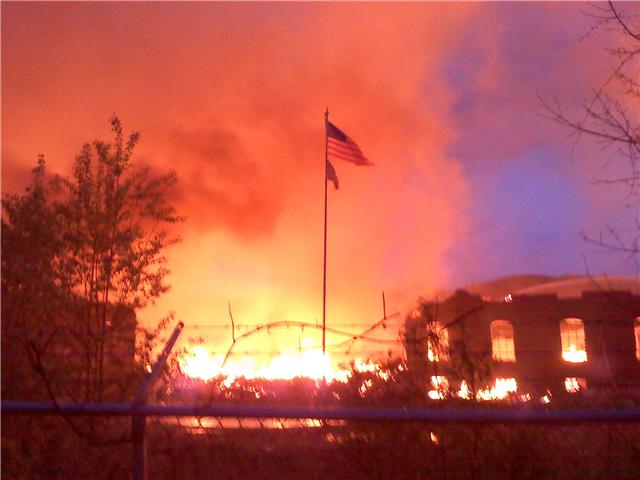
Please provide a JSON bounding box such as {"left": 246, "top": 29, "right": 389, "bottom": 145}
{"left": 3, "top": 413, "right": 639, "bottom": 479}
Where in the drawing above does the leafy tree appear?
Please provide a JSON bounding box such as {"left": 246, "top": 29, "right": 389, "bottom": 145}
{"left": 1, "top": 156, "right": 67, "bottom": 401}
{"left": 1, "top": 116, "right": 183, "bottom": 405}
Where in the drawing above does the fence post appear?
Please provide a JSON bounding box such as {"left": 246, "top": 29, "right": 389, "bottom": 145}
{"left": 131, "top": 408, "right": 147, "bottom": 480}
{"left": 132, "top": 321, "right": 184, "bottom": 480}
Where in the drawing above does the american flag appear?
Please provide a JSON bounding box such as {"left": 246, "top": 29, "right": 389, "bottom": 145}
{"left": 326, "top": 121, "right": 372, "bottom": 166}
{"left": 326, "top": 160, "right": 340, "bottom": 189}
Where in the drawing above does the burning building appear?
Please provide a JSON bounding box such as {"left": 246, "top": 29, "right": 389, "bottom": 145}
{"left": 404, "top": 276, "right": 640, "bottom": 397}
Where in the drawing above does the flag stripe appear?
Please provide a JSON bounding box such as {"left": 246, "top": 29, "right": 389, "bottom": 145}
{"left": 328, "top": 150, "right": 370, "bottom": 165}
{"left": 327, "top": 147, "right": 363, "bottom": 161}
{"left": 328, "top": 152, "right": 370, "bottom": 165}
{"left": 328, "top": 143, "right": 369, "bottom": 160}
{"left": 327, "top": 140, "right": 369, "bottom": 164}
{"left": 328, "top": 144, "right": 367, "bottom": 161}
{"left": 327, "top": 135, "right": 363, "bottom": 150}
{"left": 327, "top": 138, "right": 365, "bottom": 156}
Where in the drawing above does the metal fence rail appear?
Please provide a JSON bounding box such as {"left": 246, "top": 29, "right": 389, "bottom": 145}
{"left": 4, "top": 401, "right": 640, "bottom": 423}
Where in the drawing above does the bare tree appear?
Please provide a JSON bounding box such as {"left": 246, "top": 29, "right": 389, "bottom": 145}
{"left": 540, "top": 1, "right": 640, "bottom": 268}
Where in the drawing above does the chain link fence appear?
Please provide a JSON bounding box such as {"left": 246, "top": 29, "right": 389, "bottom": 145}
{"left": 3, "top": 401, "right": 640, "bottom": 480}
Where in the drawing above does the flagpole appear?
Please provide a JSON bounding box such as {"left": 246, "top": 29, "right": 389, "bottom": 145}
{"left": 322, "top": 108, "right": 329, "bottom": 355}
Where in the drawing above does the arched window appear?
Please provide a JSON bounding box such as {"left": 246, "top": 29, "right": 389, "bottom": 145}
{"left": 427, "top": 322, "right": 449, "bottom": 362}
{"left": 560, "top": 318, "right": 587, "bottom": 363}
{"left": 490, "top": 320, "right": 516, "bottom": 362}
{"left": 635, "top": 317, "right": 640, "bottom": 361}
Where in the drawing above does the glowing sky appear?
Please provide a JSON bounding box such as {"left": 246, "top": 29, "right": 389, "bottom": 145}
{"left": 2, "top": 2, "right": 637, "bottom": 357}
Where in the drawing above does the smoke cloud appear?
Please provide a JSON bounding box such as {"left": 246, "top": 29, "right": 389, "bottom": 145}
{"left": 2, "top": 3, "right": 634, "bottom": 356}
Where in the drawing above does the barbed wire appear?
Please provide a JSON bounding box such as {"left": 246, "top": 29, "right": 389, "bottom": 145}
{"left": 184, "top": 319, "right": 403, "bottom": 329}
{"left": 44, "top": 346, "right": 639, "bottom": 357}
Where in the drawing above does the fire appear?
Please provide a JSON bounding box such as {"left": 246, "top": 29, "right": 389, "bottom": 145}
{"left": 427, "top": 377, "right": 519, "bottom": 401}
{"left": 475, "top": 378, "right": 517, "bottom": 401}
{"left": 457, "top": 380, "right": 471, "bottom": 400}
{"left": 359, "top": 379, "right": 374, "bottom": 397}
{"left": 179, "top": 347, "right": 219, "bottom": 381}
{"left": 179, "top": 346, "right": 381, "bottom": 384}
{"left": 182, "top": 350, "right": 549, "bottom": 405}
{"left": 564, "top": 377, "right": 586, "bottom": 393}
{"left": 427, "top": 324, "right": 449, "bottom": 362}
{"left": 428, "top": 375, "right": 449, "bottom": 399}
{"left": 562, "top": 344, "right": 587, "bottom": 363}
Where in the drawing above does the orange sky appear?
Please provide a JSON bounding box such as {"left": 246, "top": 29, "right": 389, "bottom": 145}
{"left": 2, "top": 3, "right": 636, "bottom": 361}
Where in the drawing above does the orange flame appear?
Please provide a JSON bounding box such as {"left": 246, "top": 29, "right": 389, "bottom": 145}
{"left": 562, "top": 344, "right": 587, "bottom": 363}
{"left": 564, "top": 377, "right": 586, "bottom": 393}
{"left": 179, "top": 346, "right": 381, "bottom": 384}
{"left": 475, "top": 377, "right": 517, "bottom": 400}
